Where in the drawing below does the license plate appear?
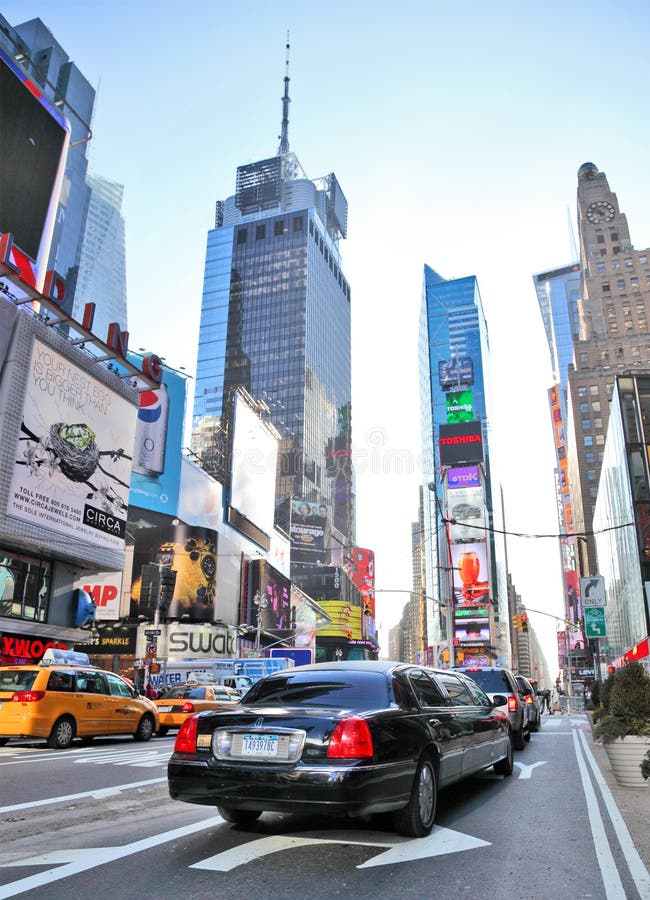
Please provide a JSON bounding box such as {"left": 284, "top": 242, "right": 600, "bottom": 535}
{"left": 158, "top": 706, "right": 173, "bottom": 712}
{"left": 241, "top": 734, "right": 278, "bottom": 757}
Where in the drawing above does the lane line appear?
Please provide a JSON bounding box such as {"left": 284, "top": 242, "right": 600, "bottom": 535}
{"left": 572, "top": 729, "right": 626, "bottom": 899}
{"left": 0, "top": 815, "right": 224, "bottom": 899}
{"left": 577, "top": 727, "right": 650, "bottom": 898}
{"left": 0, "top": 778, "right": 166, "bottom": 814}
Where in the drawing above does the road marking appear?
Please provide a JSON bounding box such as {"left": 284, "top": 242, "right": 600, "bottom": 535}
{"left": 577, "top": 728, "right": 650, "bottom": 897}
{"left": 0, "top": 816, "right": 224, "bottom": 899}
{"left": 571, "top": 728, "right": 626, "bottom": 899}
{"left": 513, "top": 761, "right": 547, "bottom": 779}
{"left": 0, "top": 746, "right": 170, "bottom": 770}
{"left": 0, "top": 778, "right": 166, "bottom": 814}
{"left": 191, "top": 826, "right": 491, "bottom": 872}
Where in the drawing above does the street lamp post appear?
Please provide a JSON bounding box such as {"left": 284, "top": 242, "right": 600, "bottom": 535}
{"left": 253, "top": 593, "right": 267, "bottom": 652}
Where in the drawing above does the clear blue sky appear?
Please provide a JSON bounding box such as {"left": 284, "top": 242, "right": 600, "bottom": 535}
{"left": 5, "top": 1, "right": 650, "bottom": 674}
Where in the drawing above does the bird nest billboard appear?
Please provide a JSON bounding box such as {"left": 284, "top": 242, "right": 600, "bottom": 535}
{"left": 8, "top": 339, "right": 136, "bottom": 551}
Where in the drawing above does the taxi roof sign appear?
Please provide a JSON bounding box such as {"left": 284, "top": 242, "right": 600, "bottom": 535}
{"left": 41, "top": 648, "right": 91, "bottom": 667}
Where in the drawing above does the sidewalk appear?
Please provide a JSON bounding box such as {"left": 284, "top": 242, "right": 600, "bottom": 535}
{"left": 576, "top": 713, "right": 650, "bottom": 872}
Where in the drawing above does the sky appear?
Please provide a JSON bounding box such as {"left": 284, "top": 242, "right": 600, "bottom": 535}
{"left": 4, "top": 0, "right": 650, "bottom": 679}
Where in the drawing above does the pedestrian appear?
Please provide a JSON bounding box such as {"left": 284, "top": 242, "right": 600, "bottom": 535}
{"left": 144, "top": 682, "right": 158, "bottom": 700}
{"left": 542, "top": 688, "right": 551, "bottom": 713}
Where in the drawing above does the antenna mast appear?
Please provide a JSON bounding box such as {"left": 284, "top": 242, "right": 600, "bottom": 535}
{"left": 278, "top": 32, "right": 290, "bottom": 156}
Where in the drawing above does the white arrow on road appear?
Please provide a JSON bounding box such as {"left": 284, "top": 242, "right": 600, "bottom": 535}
{"left": 192, "top": 826, "right": 491, "bottom": 871}
{"left": 513, "top": 761, "right": 547, "bottom": 780}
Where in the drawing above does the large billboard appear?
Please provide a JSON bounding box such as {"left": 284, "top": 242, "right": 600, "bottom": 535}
{"left": 438, "top": 357, "right": 474, "bottom": 390}
{"left": 128, "top": 366, "right": 187, "bottom": 515}
{"left": 8, "top": 339, "right": 136, "bottom": 551}
{"left": 448, "top": 486, "right": 485, "bottom": 543}
{"left": 447, "top": 466, "right": 480, "bottom": 490}
{"left": 445, "top": 390, "right": 474, "bottom": 423}
{"left": 449, "top": 542, "right": 490, "bottom": 608}
{"left": 438, "top": 421, "right": 483, "bottom": 467}
{"left": 290, "top": 499, "right": 328, "bottom": 565}
{"left": 0, "top": 47, "right": 70, "bottom": 291}
{"left": 247, "top": 559, "right": 292, "bottom": 631}
{"left": 344, "top": 547, "right": 375, "bottom": 615}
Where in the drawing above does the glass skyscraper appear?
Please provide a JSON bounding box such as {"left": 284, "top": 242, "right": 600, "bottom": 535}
{"left": 192, "top": 53, "right": 354, "bottom": 570}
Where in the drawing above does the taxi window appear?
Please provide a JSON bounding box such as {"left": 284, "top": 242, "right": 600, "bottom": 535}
{"left": 438, "top": 673, "right": 475, "bottom": 707}
{"left": 212, "top": 691, "right": 231, "bottom": 701}
{"left": 47, "top": 671, "right": 75, "bottom": 692}
{"left": 106, "top": 672, "right": 133, "bottom": 698}
{"left": 0, "top": 669, "right": 37, "bottom": 692}
{"left": 77, "top": 671, "right": 108, "bottom": 695}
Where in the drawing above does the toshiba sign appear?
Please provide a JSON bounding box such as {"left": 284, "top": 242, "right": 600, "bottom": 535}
{"left": 438, "top": 421, "right": 484, "bottom": 467}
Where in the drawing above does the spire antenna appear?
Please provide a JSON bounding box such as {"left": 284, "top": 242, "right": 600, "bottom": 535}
{"left": 278, "top": 31, "right": 290, "bottom": 156}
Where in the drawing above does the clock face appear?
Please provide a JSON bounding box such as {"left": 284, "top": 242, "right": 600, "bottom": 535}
{"left": 586, "top": 200, "right": 616, "bottom": 224}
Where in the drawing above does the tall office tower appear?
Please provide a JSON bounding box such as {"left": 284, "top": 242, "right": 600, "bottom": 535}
{"left": 0, "top": 16, "right": 95, "bottom": 317}
{"left": 192, "top": 44, "right": 354, "bottom": 572}
{"left": 419, "top": 266, "right": 508, "bottom": 667}
{"left": 567, "top": 163, "right": 650, "bottom": 576}
{"left": 75, "top": 173, "right": 128, "bottom": 338}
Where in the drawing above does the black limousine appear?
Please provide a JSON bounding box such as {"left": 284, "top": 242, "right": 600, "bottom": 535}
{"left": 168, "top": 660, "right": 513, "bottom": 837}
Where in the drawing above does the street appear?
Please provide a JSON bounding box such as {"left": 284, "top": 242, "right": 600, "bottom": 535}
{"left": 1, "top": 715, "right": 649, "bottom": 900}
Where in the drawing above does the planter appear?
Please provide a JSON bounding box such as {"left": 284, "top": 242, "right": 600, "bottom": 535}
{"left": 604, "top": 735, "right": 650, "bottom": 787}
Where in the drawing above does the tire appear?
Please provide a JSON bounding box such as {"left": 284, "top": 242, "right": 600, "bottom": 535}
{"left": 157, "top": 726, "right": 169, "bottom": 737}
{"left": 47, "top": 715, "right": 75, "bottom": 749}
{"left": 134, "top": 714, "right": 155, "bottom": 742}
{"left": 493, "top": 733, "right": 514, "bottom": 776}
{"left": 524, "top": 729, "right": 531, "bottom": 742}
{"left": 393, "top": 756, "right": 437, "bottom": 838}
{"left": 513, "top": 727, "right": 525, "bottom": 750}
{"left": 217, "top": 806, "right": 262, "bottom": 826}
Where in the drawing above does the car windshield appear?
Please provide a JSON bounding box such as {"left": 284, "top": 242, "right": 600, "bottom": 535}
{"left": 159, "top": 686, "right": 206, "bottom": 700}
{"left": 462, "top": 669, "right": 512, "bottom": 693}
{"left": 241, "top": 670, "right": 390, "bottom": 709}
{"left": 0, "top": 669, "right": 38, "bottom": 692}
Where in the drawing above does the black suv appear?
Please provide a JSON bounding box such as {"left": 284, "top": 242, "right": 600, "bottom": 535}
{"left": 454, "top": 665, "right": 531, "bottom": 749}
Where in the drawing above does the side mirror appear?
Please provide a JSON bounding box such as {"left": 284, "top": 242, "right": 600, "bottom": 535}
{"left": 491, "top": 694, "right": 508, "bottom": 707}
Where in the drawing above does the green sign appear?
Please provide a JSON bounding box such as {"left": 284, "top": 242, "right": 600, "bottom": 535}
{"left": 584, "top": 606, "right": 606, "bottom": 638}
{"left": 446, "top": 391, "right": 473, "bottom": 423}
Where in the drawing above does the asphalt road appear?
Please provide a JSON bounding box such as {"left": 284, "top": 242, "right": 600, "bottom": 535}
{"left": 1, "top": 715, "right": 648, "bottom": 900}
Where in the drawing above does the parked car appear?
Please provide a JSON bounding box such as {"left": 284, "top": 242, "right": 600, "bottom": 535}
{"left": 454, "top": 664, "right": 531, "bottom": 749}
{"left": 0, "top": 648, "right": 159, "bottom": 749}
{"left": 168, "top": 660, "right": 513, "bottom": 837}
{"left": 155, "top": 684, "right": 241, "bottom": 736}
{"left": 515, "top": 674, "right": 541, "bottom": 732}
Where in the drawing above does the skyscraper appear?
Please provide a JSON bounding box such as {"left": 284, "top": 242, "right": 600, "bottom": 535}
{"left": 75, "top": 172, "right": 128, "bottom": 338}
{"left": 191, "top": 43, "right": 354, "bottom": 571}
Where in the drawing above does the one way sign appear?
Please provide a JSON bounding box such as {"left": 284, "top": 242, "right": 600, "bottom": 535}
{"left": 580, "top": 576, "right": 606, "bottom": 607}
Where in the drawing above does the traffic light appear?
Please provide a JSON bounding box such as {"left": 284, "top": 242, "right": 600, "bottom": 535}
{"left": 512, "top": 614, "right": 521, "bottom": 631}
{"left": 520, "top": 613, "right": 529, "bottom": 632}
{"left": 607, "top": 665, "right": 615, "bottom": 675}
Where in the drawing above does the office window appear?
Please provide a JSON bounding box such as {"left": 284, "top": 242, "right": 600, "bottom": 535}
{"left": 578, "top": 387, "right": 588, "bottom": 398}
{"left": 293, "top": 216, "right": 303, "bottom": 232}
{"left": 585, "top": 452, "right": 595, "bottom": 463}
{"left": 592, "top": 401, "right": 601, "bottom": 412}
{"left": 597, "top": 235, "right": 605, "bottom": 244}
{"left": 580, "top": 352, "right": 589, "bottom": 364}
{"left": 631, "top": 276, "right": 639, "bottom": 286}
{"left": 256, "top": 224, "right": 266, "bottom": 240}
{"left": 632, "top": 346, "right": 641, "bottom": 358}
{"left": 274, "top": 220, "right": 285, "bottom": 236}
{"left": 613, "top": 246, "right": 621, "bottom": 254}
{"left": 589, "top": 486, "right": 598, "bottom": 498}
{"left": 601, "top": 283, "right": 610, "bottom": 293}
{"left": 589, "top": 385, "right": 599, "bottom": 396}
{"left": 639, "top": 255, "right": 647, "bottom": 265}
{"left": 617, "top": 279, "right": 625, "bottom": 289}
{"left": 597, "top": 262, "right": 606, "bottom": 273}
{"left": 596, "top": 434, "right": 605, "bottom": 445}
{"left": 237, "top": 228, "right": 247, "bottom": 244}
{"left": 601, "top": 351, "right": 609, "bottom": 362}
{"left": 625, "top": 258, "right": 633, "bottom": 267}
{"left": 594, "top": 418, "right": 603, "bottom": 429}
{"left": 611, "top": 232, "right": 619, "bottom": 241}
{"left": 580, "top": 402, "right": 589, "bottom": 414}
{"left": 612, "top": 259, "right": 620, "bottom": 269}
{"left": 584, "top": 435, "right": 593, "bottom": 447}
{"left": 587, "top": 469, "right": 596, "bottom": 481}
{"left": 639, "top": 319, "right": 648, "bottom": 331}
{"left": 582, "top": 419, "right": 591, "bottom": 431}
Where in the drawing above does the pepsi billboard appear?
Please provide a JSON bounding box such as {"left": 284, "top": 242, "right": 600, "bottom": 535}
{"left": 128, "top": 364, "right": 187, "bottom": 515}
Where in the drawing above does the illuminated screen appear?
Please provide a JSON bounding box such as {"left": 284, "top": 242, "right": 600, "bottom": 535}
{"left": 0, "top": 50, "right": 68, "bottom": 261}
{"left": 230, "top": 394, "right": 278, "bottom": 538}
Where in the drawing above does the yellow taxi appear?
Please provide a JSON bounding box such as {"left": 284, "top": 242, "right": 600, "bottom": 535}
{"left": 0, "top": 649, "right": 159, "bottom": 749}
{"left": 155, "top": 683, "right": 241, "bottom": 736}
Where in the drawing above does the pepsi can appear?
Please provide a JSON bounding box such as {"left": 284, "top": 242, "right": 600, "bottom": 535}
{"left": 133, "top": 383, "right": 169, "bottom": 476}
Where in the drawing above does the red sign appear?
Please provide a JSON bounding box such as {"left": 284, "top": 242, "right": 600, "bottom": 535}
{"left": 622, "top": 637, "right": 649, "bottom": 663}
{"left": 0, "top": 632, "right": 69, "bottom": 663}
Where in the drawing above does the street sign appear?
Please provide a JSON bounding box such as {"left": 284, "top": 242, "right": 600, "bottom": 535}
{"left": 584, "top": 606, "right": 607, "bottom": 638}
{"left": 580, "top": 576, "right": 606, "bottom": 607}
{"left": 144, "top": 629, "right": 161, "bottom": 637}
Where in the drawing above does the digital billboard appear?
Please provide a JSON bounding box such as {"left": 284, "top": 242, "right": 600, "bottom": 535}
{"left": 0, "top": 47, "right": 70, "bottom": 290}
{"left": 445, "top": 390, "right": 473, "bottom": 423}
{"left": 344, "top": 547, "right": 375, "bottom": 611}
{"left": 8, "top": 339, "right": 136, "bottom": 551}
{"left": 438, "top": 421, "right": 483, "bottom": 467}
{"left": 448, "top": 487, "right": 485, "bottom": 543}
{"left": 438, "top": 357, "right": 474, "bottom": 390}
{"left": 447, "top": 466, "right": 480, "bottom": 490}
{"left": 247, "top": 559, "right": 292, "bottom": 631}
{"left": 449, "top": 542, "right": 490, "bottom": 608}
{"left": 290, "top": 499, "right": 328, "bottom": 565}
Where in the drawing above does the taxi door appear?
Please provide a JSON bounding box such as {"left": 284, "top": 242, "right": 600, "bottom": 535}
{"left": 105, "top": 672, "right": 142, "bottom": 733}
{"left": 74, "top": 670, "right": 112, "bottom": 735}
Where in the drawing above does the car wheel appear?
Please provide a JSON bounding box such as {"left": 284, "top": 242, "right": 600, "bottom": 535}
{"left": 493, "top": 733, "right": 514, "bottom": 776}
{"left": 217, "top": 806, "right": 262, "bottom": 826}
{"left": 524, "top": 729, "right": 532, "bottom": 742}
{"left": 47, "top": 715, "right": 75, "bottom": 749}
{"left": 393, "top": 756, "right": 437, "bottom": 838}
{"left": 513, "top": 726, "right": 525, "bottom": 750}
{"left": 134, "top": 714, "right": 155, "bottom": 742}
{"left": 157, "top": 726, "right": 169, "bottom": 737}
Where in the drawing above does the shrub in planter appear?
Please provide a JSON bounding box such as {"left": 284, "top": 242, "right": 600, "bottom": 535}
{"left": 590, "top": 680, "right": 601, "bottom": 708}
{"left": 592, "top": 662, "right": 650, "bottom": 742}
{"left": 642, "top": 749, "right": 650, "bottom": 781}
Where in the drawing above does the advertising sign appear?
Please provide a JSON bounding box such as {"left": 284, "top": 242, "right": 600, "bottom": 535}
{"left": 290, "top": 499, "right": 328, "bottom": 565}
{"left": 438, "top": 357, "right": 474, "bottom": 390}
{"left": 447, "top": 466, "right": 480, "bottom": 491}
{"left": 248, "top": 559, "right": 292, "bottom": 631}
{"left": 449, "top": 542, "right": 490, "bottom": 607}
{"left": 75, "top": 571, "right": 122, "bottom": 621}
{"left": 129, "top": 366, "right": 187, "bottom": 515}
{"left": 229, "top": 393, "right": 278, "bottom": 538}
{"left": 291, "top": 584, "right": 318, "bottom": 648}
{"left": 445, "top": 390, "right": 473, "bottom": 423}
{"left": 316, "top": 601, "right": 362, "bottom": 639}
{"left": 438, "top": 421, "right": 483, "bottom": 467}
{"left": 8, "top": 339, "right": 136, "bottom": 551}
{"left": 448, "top": 487, "right": 485, "bottom": 543}
{"left": 344, "top": 547, "right": 375, "bottom": 610}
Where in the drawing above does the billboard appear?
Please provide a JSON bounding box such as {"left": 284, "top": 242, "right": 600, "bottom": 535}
{"left": 344, "top": 547, "right": 375, "bottom": 609}
{"left": 128, "top": 366, "right": 187, "bottom": 515}
{"left": 438, "top": 357, "right": 474, "bottom": 390}
{"left": 316, "top": 600, "right": 362, "bottom": 640}
{"left": 449, "top": 542, "right": 490, "bottom": 607}
{"left": 75, "top": 571, "right": 122, "bottom": 621}
{"left": 228, "top": 393, "right": 278, "bottom": 544}
{"left": 447, "top": 466, "right": 480, "bottom": 490}
{"left": 448, "top": 487, "right": 485, "bottom": 543}
{"left": 130, "top": 521, "right": 218, "bottom": 621}
{"left": 290, "top": 498, "right": 328, "bottom": 565}
{"left": 247, "top": 559, "right": 292, "bottom": 631}
{"left": 445, "top": 390, "right": 473, "bottom": 423}
{"left": 438, "top": 421, "right": 483, "bottom": 467}
{"left": 8, "top": 339, "right": 136, "bottom": 551}
{"left": 0, "top": 47, "right": 70, "bottom": 291}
